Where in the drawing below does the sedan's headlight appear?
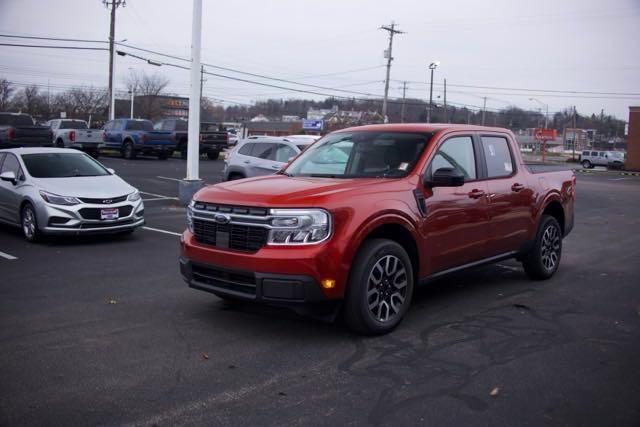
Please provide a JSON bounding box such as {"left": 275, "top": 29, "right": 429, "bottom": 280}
{"left": 39, "top": 191, "right": 81, "bottom": 206}
{"left": 128, "top": 190, "right": 141, "bottom": 202}
{"left": 268, "top": 209, "right": 330, "bottom": 245}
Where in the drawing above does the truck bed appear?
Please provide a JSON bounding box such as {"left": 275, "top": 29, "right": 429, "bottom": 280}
{"left": 525, "top": 162, "right": 572, "bottom": 174}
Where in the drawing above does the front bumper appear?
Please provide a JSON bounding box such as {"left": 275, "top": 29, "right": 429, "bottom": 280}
{"left": 180, "top": 230, "right": 348, "bottom": 302}
{"left": 37, "top": 199, "right": 145, "bottom": 235}
{"left": 180, "top": 258, "right": 328, "bottom": 304}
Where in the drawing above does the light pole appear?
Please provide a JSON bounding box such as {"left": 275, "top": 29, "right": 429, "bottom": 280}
{"left": 108, "top": 38, "right": 127, "bottom": 120}
{"left": 128, "top": 88, "right": 135, "bottom": 119}
{"left": 427, "top": 61, "right": 439, "bottom": 123}
{"left": 529, "top": 97, "right": 549, "bottom": 128}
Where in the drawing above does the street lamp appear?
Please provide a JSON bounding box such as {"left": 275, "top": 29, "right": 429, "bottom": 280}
{"left": 109, "top": 38, "right": 127, "bottom": 120}
{"left": 427, "top": 61, "right": 440, "bottom": 123}
{"left": 529, "top": 97, "right": 549, "bottom": 129}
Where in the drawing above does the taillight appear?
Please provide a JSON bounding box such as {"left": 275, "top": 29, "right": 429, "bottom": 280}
{"left": 7, "top": 127, "right": 15, "bottom": 139}
{"left": 48, "top": 129, "right": 53, "bottom": 140}
{"left": 102, "top": 131, "right": 107, "bottom": 141}
{"left": 69, "top": 131, "right": 75, "bottom": 142}
{"left": 139, "top": 133, "right": 145, "bottom": 142}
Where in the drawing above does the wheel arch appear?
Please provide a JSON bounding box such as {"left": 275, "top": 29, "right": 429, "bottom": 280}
{"left": 541, "top": 199, "right": 565, "bottom": 235}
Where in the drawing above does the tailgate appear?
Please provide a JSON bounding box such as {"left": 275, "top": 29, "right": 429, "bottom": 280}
{"left": 200, "top": 131, "right": 228, "bottom": 147}
{"left": 144, "top": 131, "right": 175, "bottom": 145}
{"left": 76, "top": 129, "right": 103, "bottom": 144}
{"left": 14, "top": 126, "right": 51, "bottom": 144}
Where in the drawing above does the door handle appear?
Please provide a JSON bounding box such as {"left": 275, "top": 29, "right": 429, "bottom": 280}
{"left": 511, "top": 183, "right": 525, "bottom": 192}
{"left": 243, "top": 160, "right": 251, "bottom": 164}
{"left": 271, "top": 165, "right": 280, "bottom": 169}
{"left": 468, "top": 189, "right": 486, "bottom": 199}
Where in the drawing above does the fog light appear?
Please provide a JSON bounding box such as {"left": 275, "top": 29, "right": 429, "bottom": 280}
{"left": 321, "top": 279, "right": 336, "bottom": 289}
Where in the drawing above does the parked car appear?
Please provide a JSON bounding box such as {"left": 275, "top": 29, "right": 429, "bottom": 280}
{"left": 222, "top": 136, "right": 314, "bottom": 181}
{"left": 579, "top": 150, "right": 625, "bottom": 169}
{"left": 102, "top": 118, "right": 176, "bottom": 160}
{"left": 0, "top": 113, "right": 52, "bottom": 148}
{"left": 0, "top": 147, "right": 144, "bottom": 242}
{"left": 181, "top": 124, "right": 576, "bottom": 335}
{"left": 154, "top": 119, "right": 229, "bottom": 160}
{"left": 47, "top": 119, "right": 104, "bottom": 158}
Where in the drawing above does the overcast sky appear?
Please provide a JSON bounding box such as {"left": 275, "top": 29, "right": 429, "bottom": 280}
{"left": 1, "top": 0, "right": 639, "bottom": 120}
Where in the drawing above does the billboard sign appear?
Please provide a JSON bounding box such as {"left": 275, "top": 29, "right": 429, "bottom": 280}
{"left": 534, "top": 128, "right": 557, "bottom": 141}
{"left": 303, "top": 119, "right": 323, "bottom": 131}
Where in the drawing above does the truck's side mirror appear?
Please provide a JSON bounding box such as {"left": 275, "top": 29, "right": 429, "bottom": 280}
{"left": 426, "top": 167, "right": 465, "bottom": 187}
{"left": 0, "top": 171, "right": 17, "bottom": 185}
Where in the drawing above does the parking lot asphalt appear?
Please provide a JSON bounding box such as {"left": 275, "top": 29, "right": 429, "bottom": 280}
{"left": 1, "top": 155, "right": 640, "bottom": 426}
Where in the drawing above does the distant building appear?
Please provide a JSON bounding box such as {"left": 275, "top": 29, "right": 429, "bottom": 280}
{"left": 135, "top": 95, "right": 189, "bottom": 119}
{"left": 246, "top": 121, "right": 302, "bottom": 137}
{"left": 307, "top": 106, "right": 338, "bottom": 120}
{"left": 282, "top": 115, "right": 301, "bottom": 122}
{"left": 563, "top": 128, "right": 591, "bottom": 151}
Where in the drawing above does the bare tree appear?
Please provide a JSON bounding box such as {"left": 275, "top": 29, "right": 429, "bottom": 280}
{"left": 10, "top": 85, "right": 48, "bottom": 119}
{"left": 0, "top": 78, "right": 14, "bottom": 111}
{"left": 124, "top": 71, "right": 170, "bottom": 120}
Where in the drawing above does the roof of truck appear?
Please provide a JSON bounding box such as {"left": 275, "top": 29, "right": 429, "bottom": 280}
{"left": 337, "top": 123, "right": 512, "bottom": 134}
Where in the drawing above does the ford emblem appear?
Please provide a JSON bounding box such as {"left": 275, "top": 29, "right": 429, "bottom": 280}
{"left": 214, "top": 214, "right": 231, "bottom": 224}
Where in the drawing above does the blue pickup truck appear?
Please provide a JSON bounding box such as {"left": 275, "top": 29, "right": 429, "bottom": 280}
{"left": 103, "top": 118, "right": 176, "bottom": 160}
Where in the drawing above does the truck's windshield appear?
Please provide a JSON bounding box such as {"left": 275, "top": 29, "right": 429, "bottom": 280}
{"left": 285, "top": 131, "right": 432, "bottom": 178}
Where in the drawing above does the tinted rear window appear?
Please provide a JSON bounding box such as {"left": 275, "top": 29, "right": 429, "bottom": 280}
{"left": 60, "top": 120, "right": 87, "bottom": 130}
{"left": 481, "top": 136, "right": 514, "bottom": 178}
{"left": 0, "top": 114, "right": 33, "bottom": 126}
{"left": 22, "top": 153, "right": 109, "bottom": 178}
{"left": 126, "top": 120, "right": 153, "bottom": 131}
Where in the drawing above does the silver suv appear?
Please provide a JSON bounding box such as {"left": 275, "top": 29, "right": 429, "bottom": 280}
{"left": 580, "top": 150, "right": 625, "bottom": 169}
{"left": 223, "top": 137, "right": 314, "bottom": 180}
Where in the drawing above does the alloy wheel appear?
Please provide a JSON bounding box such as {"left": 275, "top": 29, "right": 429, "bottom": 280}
{"left": 366, "top": 255, "right": 408, "bottom": 323}
{"left": 22, "top": 207, "right": 36, "bottom": 240}
{"left": 540, "top": 224, "right": 560, "bottom": 270}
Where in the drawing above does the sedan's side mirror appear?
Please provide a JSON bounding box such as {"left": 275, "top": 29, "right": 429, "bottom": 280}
{"left": 106, "top": 168, "right": 115, "bottom": 175}
{"left": 426, "top": 167, "right": 465, "bottom": 187}
{"left": 0, "top": 171, "right": 17, "bottom": 185}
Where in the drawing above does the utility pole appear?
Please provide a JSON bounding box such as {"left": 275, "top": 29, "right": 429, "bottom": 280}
{"left": 572, "top": 105, "right": 577, "bottom": 160}
{"left": 380, "top": 22, "right": 404, "bottom": 123}
{"left": 400, "top": 81, "right": 407, "bottom": 123}
{"left": 427, "top": 62, "right": 439, "bottom": 123}
{"left": 200, "top": 65, "right": 206, "bottom": 101}
{"left": 103, "top": 0, "right": 126, "bottom": 121}
{"left": 129, "top": 88, "right": 135, "bottom": 119}
{"left": 179, "top": 0, "right": 204, "bottom": 205}
{"left": 443, "top": 78, "right": 448, "bottom": 123}
{"left": 481, "top": 97, "right": 487, "bottom": 125}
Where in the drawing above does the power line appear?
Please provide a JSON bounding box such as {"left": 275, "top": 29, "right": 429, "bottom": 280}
{"left": 0, "top": 34, "right": 107, "bottom": 44}
{"left": 0, "top": 43, "right": 107, "bottom": 50}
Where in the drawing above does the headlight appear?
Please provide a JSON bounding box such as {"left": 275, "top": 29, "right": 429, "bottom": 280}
{"left": 39, "top": 191, "right": 81, "bottom": 206}
{"left": 128, "top": 190, "right": 141, "bottom": 201}
{"left": 267, "top": 208, "right": 330, "bottom": 245}
{"left": 186, "top": 205, "right": 194, "bottom": 233}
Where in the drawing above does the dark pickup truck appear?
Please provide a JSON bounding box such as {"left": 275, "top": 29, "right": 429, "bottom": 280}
{"left": 155, "top": 119, "right": 228, "bottom": 160}
{"left": 0, "top": 113, "right": 52, "bottom": 148}
{"left": 103, "top": 118, "right": 176, "bottom": 160}
{"left": 181, "top": 124, "right": 576, "bottom": 335}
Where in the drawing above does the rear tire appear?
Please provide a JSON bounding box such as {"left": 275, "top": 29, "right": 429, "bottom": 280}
{"left": 55, "top": 139, "right": 64, "bottom": 148}
{"left": 207, "top": 150, "right": 219, "bottom": 160}
{"left": 343, "top": 239, "right": 414, "bottom": 335}
{"left": 581, "top": 160, "right": 592, "bottom": 169}
{"left": 522, "top": 215, "right": 562, "bottom": 280}
{"left": 158, "top": 152, "right": 169, "bottom": 160}
{"left": 122, "top": 141, "right": 136, "bottom": 159}
{"left": 21, "top": 203, "right": 41, "bottom": 243}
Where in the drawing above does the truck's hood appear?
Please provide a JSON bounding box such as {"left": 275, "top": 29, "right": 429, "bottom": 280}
{"left": 31, "top": 174, "right": 136, "bottom": 198}
{"left": 196, "top": 174, "right": 397, "bottom": 206}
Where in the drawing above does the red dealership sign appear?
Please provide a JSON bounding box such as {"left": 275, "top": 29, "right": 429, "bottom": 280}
{"left": 534, "top": 128, "right": 557, "bottom": 141}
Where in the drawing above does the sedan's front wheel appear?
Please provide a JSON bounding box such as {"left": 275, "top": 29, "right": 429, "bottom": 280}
{"left": 343, "top": 239, "right": 414, "bottom": 335}
{"left": 21, "top": 203, "right": 41, "bottom": 243}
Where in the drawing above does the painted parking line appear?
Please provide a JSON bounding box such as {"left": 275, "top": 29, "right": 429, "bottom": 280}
{"left": 140, "top": 191, "right": 179, "bottom": 200}
{"left": 157, "top": 176, "right": 182, "bottom": 183}
{"left": 610, "top": 178, "right": 628, "bottom": 181}
{"left": 0, "top": 250, "right": 18, "bottom": 260}
{"left": 142, "top": 226, "right": 182, "bottom": 237}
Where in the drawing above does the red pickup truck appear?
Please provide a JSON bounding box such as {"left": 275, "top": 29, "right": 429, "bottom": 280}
{"left": 180, "top": 124, "right": 575, "bottom": 334}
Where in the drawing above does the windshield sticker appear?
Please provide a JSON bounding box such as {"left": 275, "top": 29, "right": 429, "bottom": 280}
{"left": 398, "top": 162, "right": 409, "bottom": 171}
{"left": 488, "top": 144, "right": 496, "bottom": 156}
{"left": 504, "top": 162, "right": 513, "bottom": 173}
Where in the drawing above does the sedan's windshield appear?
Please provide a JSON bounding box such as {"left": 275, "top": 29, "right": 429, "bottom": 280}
{"left": 21, "top": 153, "right": 110, "bottom": 178}
{"left": 284, "top": 131, "right": 432, "bottom": 178}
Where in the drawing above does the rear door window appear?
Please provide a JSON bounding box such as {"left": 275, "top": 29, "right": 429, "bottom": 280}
{"left": 481, "top": 136, "right": 514, "bottom": 178}
{"left": 274, "top": 144, "right": 297, "bottom": 162}
{"left": 591, "top": 151, "right": 598, "bottom": 156}
{"left": 252, "top": 143, "right": 277, "bottom": 160}
{"left": 237, "top": 143, "right": 254, "bottom": 156}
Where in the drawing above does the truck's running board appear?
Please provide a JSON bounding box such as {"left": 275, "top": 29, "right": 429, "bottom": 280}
{"left": 420, "top": 251, "right": 520, "bottom": 285}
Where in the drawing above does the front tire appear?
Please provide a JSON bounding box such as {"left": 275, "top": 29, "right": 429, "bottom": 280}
{"left": 121, "top": 141, "right": 136, "bottom": 159}
{"left": 21, "top": 203, "right": 41, "bottom": 243}
{"left": 522, "top": 215, "right": 562, "bottom": 280}
{"left": 55, "top": 139, "right": 65, "bottom": 148}
{"left": 343, "top": 239, "right": 414, "bottom": 335}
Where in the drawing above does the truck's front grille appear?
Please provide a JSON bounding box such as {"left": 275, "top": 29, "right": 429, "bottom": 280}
{"left": 193, "top": 202, "right": 267, "bottom": 216}
{"left": 193, "top": 219, "right": 268, "bottom": 252}
{"left": 191, "top": 263, "right": 257, "bottom": 296}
